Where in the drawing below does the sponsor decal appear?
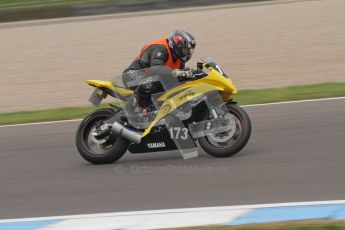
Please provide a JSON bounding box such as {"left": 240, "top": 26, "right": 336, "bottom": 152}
{"left": 147, "top": 142, "right": 166, "bottom": 148}
{"left": 161, "top": 104, "right": 172, "bottom": 113}
{"left": 179, "top": 90, "right": 195, "bottom": 101}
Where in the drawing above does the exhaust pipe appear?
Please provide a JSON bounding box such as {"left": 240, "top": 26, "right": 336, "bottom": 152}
{"left": 111, "top": 122, "right": 142, "bottom": 144}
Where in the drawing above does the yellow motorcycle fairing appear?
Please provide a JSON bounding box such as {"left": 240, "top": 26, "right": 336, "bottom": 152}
{"left": 86, "top": 80, "right": 134, "bottom": 97}
{"left": 142, "top": 67, "right": 238, "bottom": 137}
{"left": 157, "top": 68, "right": 237, "bottom": 102}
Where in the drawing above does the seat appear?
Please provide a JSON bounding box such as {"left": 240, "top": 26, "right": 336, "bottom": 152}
{"left": 86, "top": 80, "right": 134, "bottom": 97}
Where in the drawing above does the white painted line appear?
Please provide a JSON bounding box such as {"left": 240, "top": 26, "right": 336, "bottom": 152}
{"left": 1, "top": 200, "right": 345, "bottom": 223}
{"left": 43, "top": 209, "right": 249, "bottom": 230}
{"left": 0, "top": 119, "right": 82, "bottom": 128}
{"left": 1, "top": 96, "right": 344, "bottom": 128}
{"left": 242, "top": 96, "right": 345, "bottom": 107}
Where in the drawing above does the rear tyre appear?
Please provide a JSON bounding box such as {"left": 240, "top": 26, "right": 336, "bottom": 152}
{"left": 76, "top": 108, "right": 129, "bottom": 164}
{"left": 198, "top": 104, "right": 251, "bottom": 158}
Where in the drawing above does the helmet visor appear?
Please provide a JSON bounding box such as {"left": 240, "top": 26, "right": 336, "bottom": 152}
{"left": 178, "top": 46, "right": 194, "bottom": 59}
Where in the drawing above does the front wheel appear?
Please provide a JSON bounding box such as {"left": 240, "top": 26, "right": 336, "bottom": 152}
{"left": 198, "top": 104, "right": 251, "bottom": 158}
{"left": 76, "top": 108, "right": 129, "bottom": 164}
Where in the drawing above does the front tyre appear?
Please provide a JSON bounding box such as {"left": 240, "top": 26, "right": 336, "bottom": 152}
{"left": 76, "top": 108, "right": 129, "bottom": 164}
{"left": 198, "top": 104, "right": 251, "bottom": 158}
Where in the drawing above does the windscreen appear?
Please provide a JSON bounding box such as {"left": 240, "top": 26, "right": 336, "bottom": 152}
{"left": 201, "top": 57, "right": 229, "bottom": 77}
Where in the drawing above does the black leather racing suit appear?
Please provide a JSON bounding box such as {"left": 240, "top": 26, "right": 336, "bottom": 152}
{"left": 122, "top": 44, "right": 185, "bottom": 107}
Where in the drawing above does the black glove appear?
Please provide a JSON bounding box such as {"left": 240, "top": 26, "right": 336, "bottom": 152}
{"left": 172, "top": 69, "right": 194, "bottom": 79}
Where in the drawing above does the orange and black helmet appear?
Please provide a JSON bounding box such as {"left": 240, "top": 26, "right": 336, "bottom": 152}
{"left": 168, "top": 30, "right": 196, "bottom": 62}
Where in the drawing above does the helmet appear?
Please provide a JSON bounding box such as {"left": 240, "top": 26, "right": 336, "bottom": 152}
{"left": 168, "top": 30, "right": 196, "bottom": 62}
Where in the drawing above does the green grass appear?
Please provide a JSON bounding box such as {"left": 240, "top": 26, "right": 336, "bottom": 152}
{"left": 167, "top": 220, "right": 345, "bottom": 229}
{"left": 172, "top": 224, "right": 345, "bottom": 230}
{"left": 0, "top": 106, "right": 92, "bottom": 125}
{"left": 0, "top": 82, "right": 344, "bottom": 126}
{"left": 0, "top": 0, "right": 126, "bottom": 8}
{"left": 232, "top": 226, "right": 345, "bottom": 230}
{"left": 236, "top": 82, "right": 345, "bottom": 105}
{"left": 0, "top": 0, "right": 157, "bottom": 22}
{"left": 193, "top": 226, "right": 345, "bottom": 230}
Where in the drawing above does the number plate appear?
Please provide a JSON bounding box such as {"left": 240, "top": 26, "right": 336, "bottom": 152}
{"left": 89, "top": 88, "right": 106, "bottom": 106}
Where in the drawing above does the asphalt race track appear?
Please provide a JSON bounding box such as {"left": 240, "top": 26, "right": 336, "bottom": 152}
{"left": 0, "top": 98, "right": 344, "bottom": 219}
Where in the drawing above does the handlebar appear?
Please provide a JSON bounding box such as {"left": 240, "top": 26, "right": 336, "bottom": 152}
{"left": 193, "top": 72, "right": 208, "bottom": 79}
{"left": 177, "top": 71, "right": 207, "bottom": 82}
{"left": 174, "top": 65, "right": 207, "bottom": 82}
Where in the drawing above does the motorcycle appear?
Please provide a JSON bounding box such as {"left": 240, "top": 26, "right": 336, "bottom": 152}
{"left": 76, "top": 58, "right": 251, "bottom": 164}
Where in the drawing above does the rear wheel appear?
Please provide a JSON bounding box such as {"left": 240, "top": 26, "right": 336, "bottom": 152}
{"left": 76, "top": 108, "right": 129, "bottom": 164}
{"left": 198, "top": 104, "right": 251, "bottom": 157}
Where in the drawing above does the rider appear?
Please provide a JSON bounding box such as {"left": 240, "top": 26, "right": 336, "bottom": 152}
{"left": 122, "top": 30, "right": 196, "bottom": 111}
